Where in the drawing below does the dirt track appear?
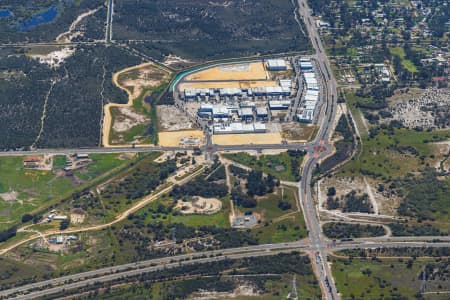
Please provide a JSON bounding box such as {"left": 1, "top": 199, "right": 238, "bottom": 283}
{"left": 0, "top": 166, "right": 205, "bottom": 256}
{"left": 102, "top": 62, "right": 171, "bottom": 148}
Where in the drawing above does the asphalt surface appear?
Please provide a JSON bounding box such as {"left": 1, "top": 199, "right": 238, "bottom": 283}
{"left": 0, "top": 143, "right": 319, "bottom": 157}
{"left": 1, "top": 242, "right": 310, "bottom": 299}
{"left": 2, "top": 239, "right": 449, "bottom": 300}
{"left": 0, "top": 1, "right": 444, "bottom": 299}
{"left": 294, "top": 0, "right": 340, "bottom": 298}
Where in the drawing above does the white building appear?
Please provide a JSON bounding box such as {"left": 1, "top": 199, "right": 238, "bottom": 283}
{"left": 266, "top": 59, "right": 287, "bottom": 71}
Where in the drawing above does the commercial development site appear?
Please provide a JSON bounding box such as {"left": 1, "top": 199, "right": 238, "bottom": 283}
{"left": 168, "top": 56, "right": 323, "bottom": 146}
{"left": 2, "top": 0, "right": 449, "bottom": 299}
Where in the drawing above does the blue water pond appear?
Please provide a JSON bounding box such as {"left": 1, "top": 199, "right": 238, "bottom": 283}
{"left": 0, "top": 9, "right": 13, "bottom": 18}
{"left": 18, "top": 6, "right": 58, "bottom": 31}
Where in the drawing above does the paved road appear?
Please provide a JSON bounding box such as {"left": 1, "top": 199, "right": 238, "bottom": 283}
{"left": 0, "top": 0, "right": 341, "bottom": 299}
{"left": 105, "top": 0, "right": 115, "bottom": 43}
{"left": 294, "top": 0, "right": 340, "bottom": 298}
{"left": 1, "top": 242, "right": 309, "bottom": 299}
{"left": 3, "top": 239, "right": 449, "bottom": 300}
{"left": 0, "top": 1, "right": 442, "bottom": 299}
{"left": 0, "top": 166, "right": 206, "bottom": 256}
{"left": 0, "top": 142, "right": 317, "bottom": 157}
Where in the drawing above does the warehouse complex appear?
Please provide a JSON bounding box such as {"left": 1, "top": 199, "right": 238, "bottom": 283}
{"left": 174, "top": 57, "right": 322, "bottom": 135}
{"left": 297, "top": 58, "right": 320, "bottom": 123}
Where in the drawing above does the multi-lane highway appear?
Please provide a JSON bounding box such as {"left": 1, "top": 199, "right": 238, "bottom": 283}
{"left": 295, "top": 0, "right": 340, "bottom": 298}
{"left": 2, "top": 238, "right": 449, "bottom": 300}
{"left": 0, "top": 143, "right": 314, "bottom": 157}
{"left": 0, "top": 1, "right": 445, "bottom": 299}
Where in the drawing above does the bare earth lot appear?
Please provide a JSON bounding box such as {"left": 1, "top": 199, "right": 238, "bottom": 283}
{"left": 112, "top": 107, "right": 150, "bottom": 133}
{"left": 282, "top": 123, "right": 317, "bottom": 142}
{"left": 175, "top": 197, "right": 222, "bottom": 215}
{"left": 157, "top": 105, "right": 195, "bottom": 131}
{"left": 387, "top": 88, "right": 450, "bottom": 129}
{"left": 158, "top": 130, "right": 205, "bottom": 147}
{"left": 213, "top": 133, "right": 282, "bottom": 146}
{"left": 103, "top": 62, "right": 172, "bottom": 147}
{"left": 318, "top": 176, "right": 400, "bottom": 216}
{"left": 186, "top": 62, "right": 268, "bottom": 81}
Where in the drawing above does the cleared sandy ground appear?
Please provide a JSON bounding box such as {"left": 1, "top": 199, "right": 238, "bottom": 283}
{"left": 179, "top": 80, "right": 279, "bottom": 90}
{"left": 102, "top": 62, "right": 171, "bottom": 147}
{"left": 213, "top": 133, "right": 282, "bottom": 145}
{"left": 158, "top": 130, "right": 205, "bottom": 147}
{"left": 175, "top": 197, "right": 222, "bottom": 215}
{"left": 157, "top": 105, "right": 195, "bottom": 131}
{"left": 112, "top": 107, "right": 150, "bottom": 133}
{"left": 281, "top": 123, "right": 316, "bottom": 143}
{"left": 186, "top": 62, "right": 268, "bottom": 81}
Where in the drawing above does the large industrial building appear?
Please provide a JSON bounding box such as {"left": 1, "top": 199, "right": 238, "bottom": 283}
{"left": 174, "top": 57, "right": 320, "bottom": 136}
{"left": 297, "top": 58, "right": 320, "bottom": 123}
{"left": 181, "top": 79, "right": 293, "bottom": 102}
{"left": 213, "top": 122, "right": 267, "bottom": 134}
{"left": 266, "top": 59, "right": 288, "bottom": 71}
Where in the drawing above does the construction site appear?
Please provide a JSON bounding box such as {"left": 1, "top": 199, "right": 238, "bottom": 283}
{"left": 173, "top": 57, "right": 322, "bottom": 144}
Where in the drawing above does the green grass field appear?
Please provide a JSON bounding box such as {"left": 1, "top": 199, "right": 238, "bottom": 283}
{"left": 344, "top": 93, "right": 378, "bottom": 135}
{"left": 223, "top": 151, "right": 303, "bottom": 181}
{"left": 231, "top": 185, "right": 308, "bottom": 243}
{"left": 0, "top": 255, "right": 48, "bottom": 285}
{"left": 0, "top": 154, "right": 133, "bottom": 230}
{"left": 389, "top": 47, "right": 418, "bottom": 73}
{"left": 341, "top": 128, "right": 450, "bottom": 179}
{"left": 142, "top": 195, "right": 231, "bottom": 229}
{"left": 109, "top": 105, "right": 153, "bottom": 145}
{"left": 251, "top": 211, "right": 307, "bottom": 244}
{"left": 236, "top": 186, "right": 298, "bottom": 221}
{"left": 332, "top": 256, "right": 450, "bottom": 299}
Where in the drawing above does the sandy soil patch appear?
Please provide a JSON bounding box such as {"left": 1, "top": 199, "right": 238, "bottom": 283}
{"left": 0, "top": 191, "right": 18, "bottom": 202}
{"left": 261, "top": 149, "right": 286, "bottom": 155}
{"left": 70, "top": 213, "right": 85, "bottom": 225}
{"left": 388, "top": 88, "right": 425, "bottom": 105}
{"left": 163, "top": 54, "right": 192, "bottom": 66}
{"left": 158, "top": 130, "right": 205, "bottom": 147}
{"left": 432, "top": 141, "right": 450, "bottom": 171}
{"left": 48, "top": 243, "right": 66, "bottom": 253}
{"left": 30, "top": 47, "right": 76, "bottom": 68}
{"left": 175, "top": 197, "right": 222, "bottom": 215}
{"left": 112, "top": 107, "right": 149, "bottom": 133}
{"left": 190, "top": 283, "right": 260, "bottom": 300}
{"left": 331, "top": 103, "right": 346, "bottom": 141}
{"left": 154, "top": 152, "right": 175, "bottom": 163}
{"left": 387, "top": 88, "right": 450, "bottom": 129}
{"left": 213, "top": 133, "right": 282, "bottom": 146}
{"left": 281, "top": 122, "right": 316, "bottom": 142}
{"left": 103, "top": 62, "right": 172, "bottom": 147}
{"left": 222, "top": 150, "right": 258, "bottom": 156}
{"left": 118, "top": 153, "right": 137, "bottom": 160}
{"left": 179, "top": 80, "right": 278, "bottom": 90}
{"left": 157, "top": 105, "right": 195, "bottom": 131}
{"left": 56, "top": 7, "right": 101, "bottom": 43}
{"left": 118, "top": 64, "right": 171, "bottom": 100}
{"left": 186, "top": 61, "right": 268, "bottom": 81}
{"left": 318, "top": 176, "right": 400, "bottom": 216}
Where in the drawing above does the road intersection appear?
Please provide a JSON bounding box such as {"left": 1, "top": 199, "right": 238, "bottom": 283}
{"left": 2, "top": 237, "right": 449, "bottom": 299}
{"left": 294, "top": 0, "right": 340, "bottom": 298}
{"left": 1, "top": 1, "right": 448, "bottom": 299}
